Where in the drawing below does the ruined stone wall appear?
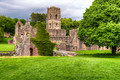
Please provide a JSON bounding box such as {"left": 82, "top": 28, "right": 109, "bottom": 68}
{"left": 47, "top": 29, "right": 67, "bottom": 43}
{"left": 56, "top": 43, "right": 66, "bottom": 51}
{"left": 15, "top": 21, "right": 30, "bottom": 56}
{"left": 8, "top": 39, "right": 14, "bottom": 44}
{"left": 50, "top": 36, "right": 67, "bottom": 43}
{"left": 46, "top": 7, "right": 110, "bottom": 51}
{"left": 15, "top": 21, "right": 38, "bottom": 56}
{"left": 47, "top": 29, "right": 66, "bottom": 37}
{"left": 14, "top": 7, "right": 110, "bottom": 56}
{"left": 69, "top": 29, "right": 80, "bottom": 51}
{"left": 31, "top": 27, "right": 37, "bottom": 38}
{"left": 4, "top": 32, "right": 11, "bottom": 38}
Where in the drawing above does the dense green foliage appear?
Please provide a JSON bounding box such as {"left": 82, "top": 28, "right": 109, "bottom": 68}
{"left": 31, "top": 22, "right": 56, "bottom": 56}
{"left": 0, "top": 16, "right": 26, "bottom": 36}
{"left": 19, "top": 19, "right": 26, "bottom": 25}
{"left": 13, "top": 18, "right": 19, "bottom": 23}
{"left": 0, "top": 38, "right": 15, "bottom": 51}
{"left": 1, "top": 54, "right": 120, "bottom": 80}
{"left": 30, "top": 13, "right": 46, "bottom": 27}
{"left": 61, "top": 18, "right": 80, "bottom": 35}
{"left": 78, "top": 0, "right": 120, "bottom": 54}
{"left": 0, "top": 27, "right": 4, "bottom": 42}
{"left": 0, "top": 16, "right": 15, "bottom": 36}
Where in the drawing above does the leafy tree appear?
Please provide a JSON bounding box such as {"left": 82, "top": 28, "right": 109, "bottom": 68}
{"left": 4, "top": 17, "right": 15, "bottom": 36}
{"left": 0, "top": 16, "right": 7, "bottom": 29}
{"left": 78, "top": 0, "right": 120, "bottom": 54}
{"left": 30, "top": 13, "right": 46, "bottom": 27}
{"left": 0, "top": 27, "right": 4, "bottom": 42}
{"left": 31, "top": 22, "right": 56, "bottom": 56}
{"left": 0, "top": 16, "right": 15, "bottom": 36}
{"left": 0, "top": 16, "right": 26, "bottom": 36}
{"left": 13, "top": 18, "right": 19, "bottom": 23}
{"left": 61, "top": 18, "right": 80, "bottom": 35}
{"left": 30, "top": 21, "right": 36, "bottom": 27}
{"left": 20, "top": 19, "right": 26, "bottom": 25}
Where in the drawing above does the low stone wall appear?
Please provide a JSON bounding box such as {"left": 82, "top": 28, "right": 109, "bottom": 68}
{"left": 0, "top": 51, "right": 15, "bottom": 56}
{"left": 53, "top": 50, "right": 76, "bottom": 56}
{"left": 8, "top": 39, "right": 14, "bottom": 44}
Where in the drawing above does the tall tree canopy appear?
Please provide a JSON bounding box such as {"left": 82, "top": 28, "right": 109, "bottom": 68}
{"left": 0, "top": 27, "right": 4, "bottom": 42}
{"left": 0, "top": 16, "right": 26, "bottom": 36}
{"left": 78, "top": 0, "right": 120, "bottom": 54}
{"left": 0, "top": 16, "right": 15, "bottom": 36}
{"left": 19, "top": 19, "right": 26, "bottom": 25}
{"left": 30, "top": 13, "right": 46, "bottom": 27}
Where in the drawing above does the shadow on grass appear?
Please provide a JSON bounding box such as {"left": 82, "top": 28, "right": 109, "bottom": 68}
{"left": 77, "top": 54, "right": 120, "bottom": 58}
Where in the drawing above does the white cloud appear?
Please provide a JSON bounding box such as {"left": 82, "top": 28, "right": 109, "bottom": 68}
{"left": 0, "top": 2, "right": 24, "bottom": 9}
{"left": 0, "top": 0, "right": 94, "bottom": 20}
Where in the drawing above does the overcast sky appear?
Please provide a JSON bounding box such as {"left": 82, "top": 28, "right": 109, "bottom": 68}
{"left": 0, "top": 0, "right": 94, "bottom": 20}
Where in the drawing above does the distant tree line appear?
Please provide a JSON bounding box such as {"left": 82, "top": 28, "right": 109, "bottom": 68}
{"left": 30, "top": 13, "right": 80, "bottom": 35}
{"left": 0, "top": 16, "right": 26, "bottom": 41}
{"left": 30, "top": 13, "right": 46, "bottom": 27}
{"left": 0, "top": 13, "right": 80, "bottom": 41}
{"left": 61, "top": 18, "right": 80, "bottom": 35}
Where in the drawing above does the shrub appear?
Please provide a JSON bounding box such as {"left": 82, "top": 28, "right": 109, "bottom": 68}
{"left": 31, "top": 22, "right": 56, "bottom": 56}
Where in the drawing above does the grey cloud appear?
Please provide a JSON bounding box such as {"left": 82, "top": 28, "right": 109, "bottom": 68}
{"left": 0, "top": 0, "right": 94, "bottom": 20}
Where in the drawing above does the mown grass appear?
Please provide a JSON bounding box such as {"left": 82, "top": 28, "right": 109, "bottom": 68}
{"left": 74, "top": 50, "right": 111, "bottom": 54}
{"left": 0, "top": 44, "right": 15, "bottom": 51}
{"left": 0, "top": 38, "right": 15, "bottom": 51}
{"left": 1, "top": 55, "right": 120, "bottom": 80}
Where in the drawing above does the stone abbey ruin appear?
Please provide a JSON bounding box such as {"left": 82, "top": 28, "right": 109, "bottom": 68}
{"left": 14, "top": 6, "right": 109, "bottom": 56}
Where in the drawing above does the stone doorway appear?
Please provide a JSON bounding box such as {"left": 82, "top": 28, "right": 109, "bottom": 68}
{"left": 30, "top": 48, "right": 33, "bottom": 56}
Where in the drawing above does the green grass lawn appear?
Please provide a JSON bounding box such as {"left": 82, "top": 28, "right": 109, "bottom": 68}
{"left": 74, "top": 50, "right": 111, "bottom": 54}
{"left": 0, "top": 44, "right": 15, "bottom": 51}
{"left": 0, "top": 38, "right": 15, "bottom": 51}
{"left": 1, "top": 38, "right": 120, "bottom": 80}
{"left": 1, "top": 55, "right": 120, "bottom": 80}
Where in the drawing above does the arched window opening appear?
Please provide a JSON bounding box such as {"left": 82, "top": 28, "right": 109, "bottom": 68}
{"left": 99, "top": 46, "right": 100, "bottom": 48}
{"left": 50, "top": 23, "right": 51, "bottom": 28}
{"left": 18, "top": 23, "right": 21, "bottom": 30}
{"left": 50, "top": 14, "right": 52, "bottom": 19}
{"left": 56, "top": 23, "right": 58, "bottom": 27}
{"left": 30, "top": 48, "right": 33, "bottom": 56}
{"left": 55, "top": 14, "right": 57, "bottom": 20}
{"left": 107, "top": 46, "right": 109, "bottom": 49}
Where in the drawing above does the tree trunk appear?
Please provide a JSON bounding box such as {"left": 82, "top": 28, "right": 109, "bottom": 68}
{"left": 112, "top": 46, "right": 117, "bottom": 54}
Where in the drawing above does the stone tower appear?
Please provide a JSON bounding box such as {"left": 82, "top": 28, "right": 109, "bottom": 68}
{"left": 46, "top": 6, "right": 61, "bottom": 29}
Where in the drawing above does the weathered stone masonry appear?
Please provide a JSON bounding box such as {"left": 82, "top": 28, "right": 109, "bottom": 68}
{"left": 46, "top": 7, "right": 109, "bottom": 51}
{"left": 14, "top": 6, "right": 109, "bottom": 56}
{"left": 15, "top": 21, "right": 38, "bottom": 56}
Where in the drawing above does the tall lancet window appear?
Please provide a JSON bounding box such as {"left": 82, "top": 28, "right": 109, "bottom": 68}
{"left": 56, "top": 23, "right": 58, "bottom": 27}
{"left": 50, "top": 14, "right": 52, "bottom": 19}
{"left": 50, "top": 23, "right": 51, "bottom": 28}
{"left": 55, "top": 14, "right": 57, "bottom": 20}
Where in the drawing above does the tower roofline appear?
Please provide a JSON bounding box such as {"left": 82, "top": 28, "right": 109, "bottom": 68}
{"left": 48, "top": 6, "right": 60, "bottom": 9}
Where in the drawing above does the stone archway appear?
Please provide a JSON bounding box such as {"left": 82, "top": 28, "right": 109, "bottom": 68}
{"left": 30, "top": 48, "right": 33, "bottom": 56}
